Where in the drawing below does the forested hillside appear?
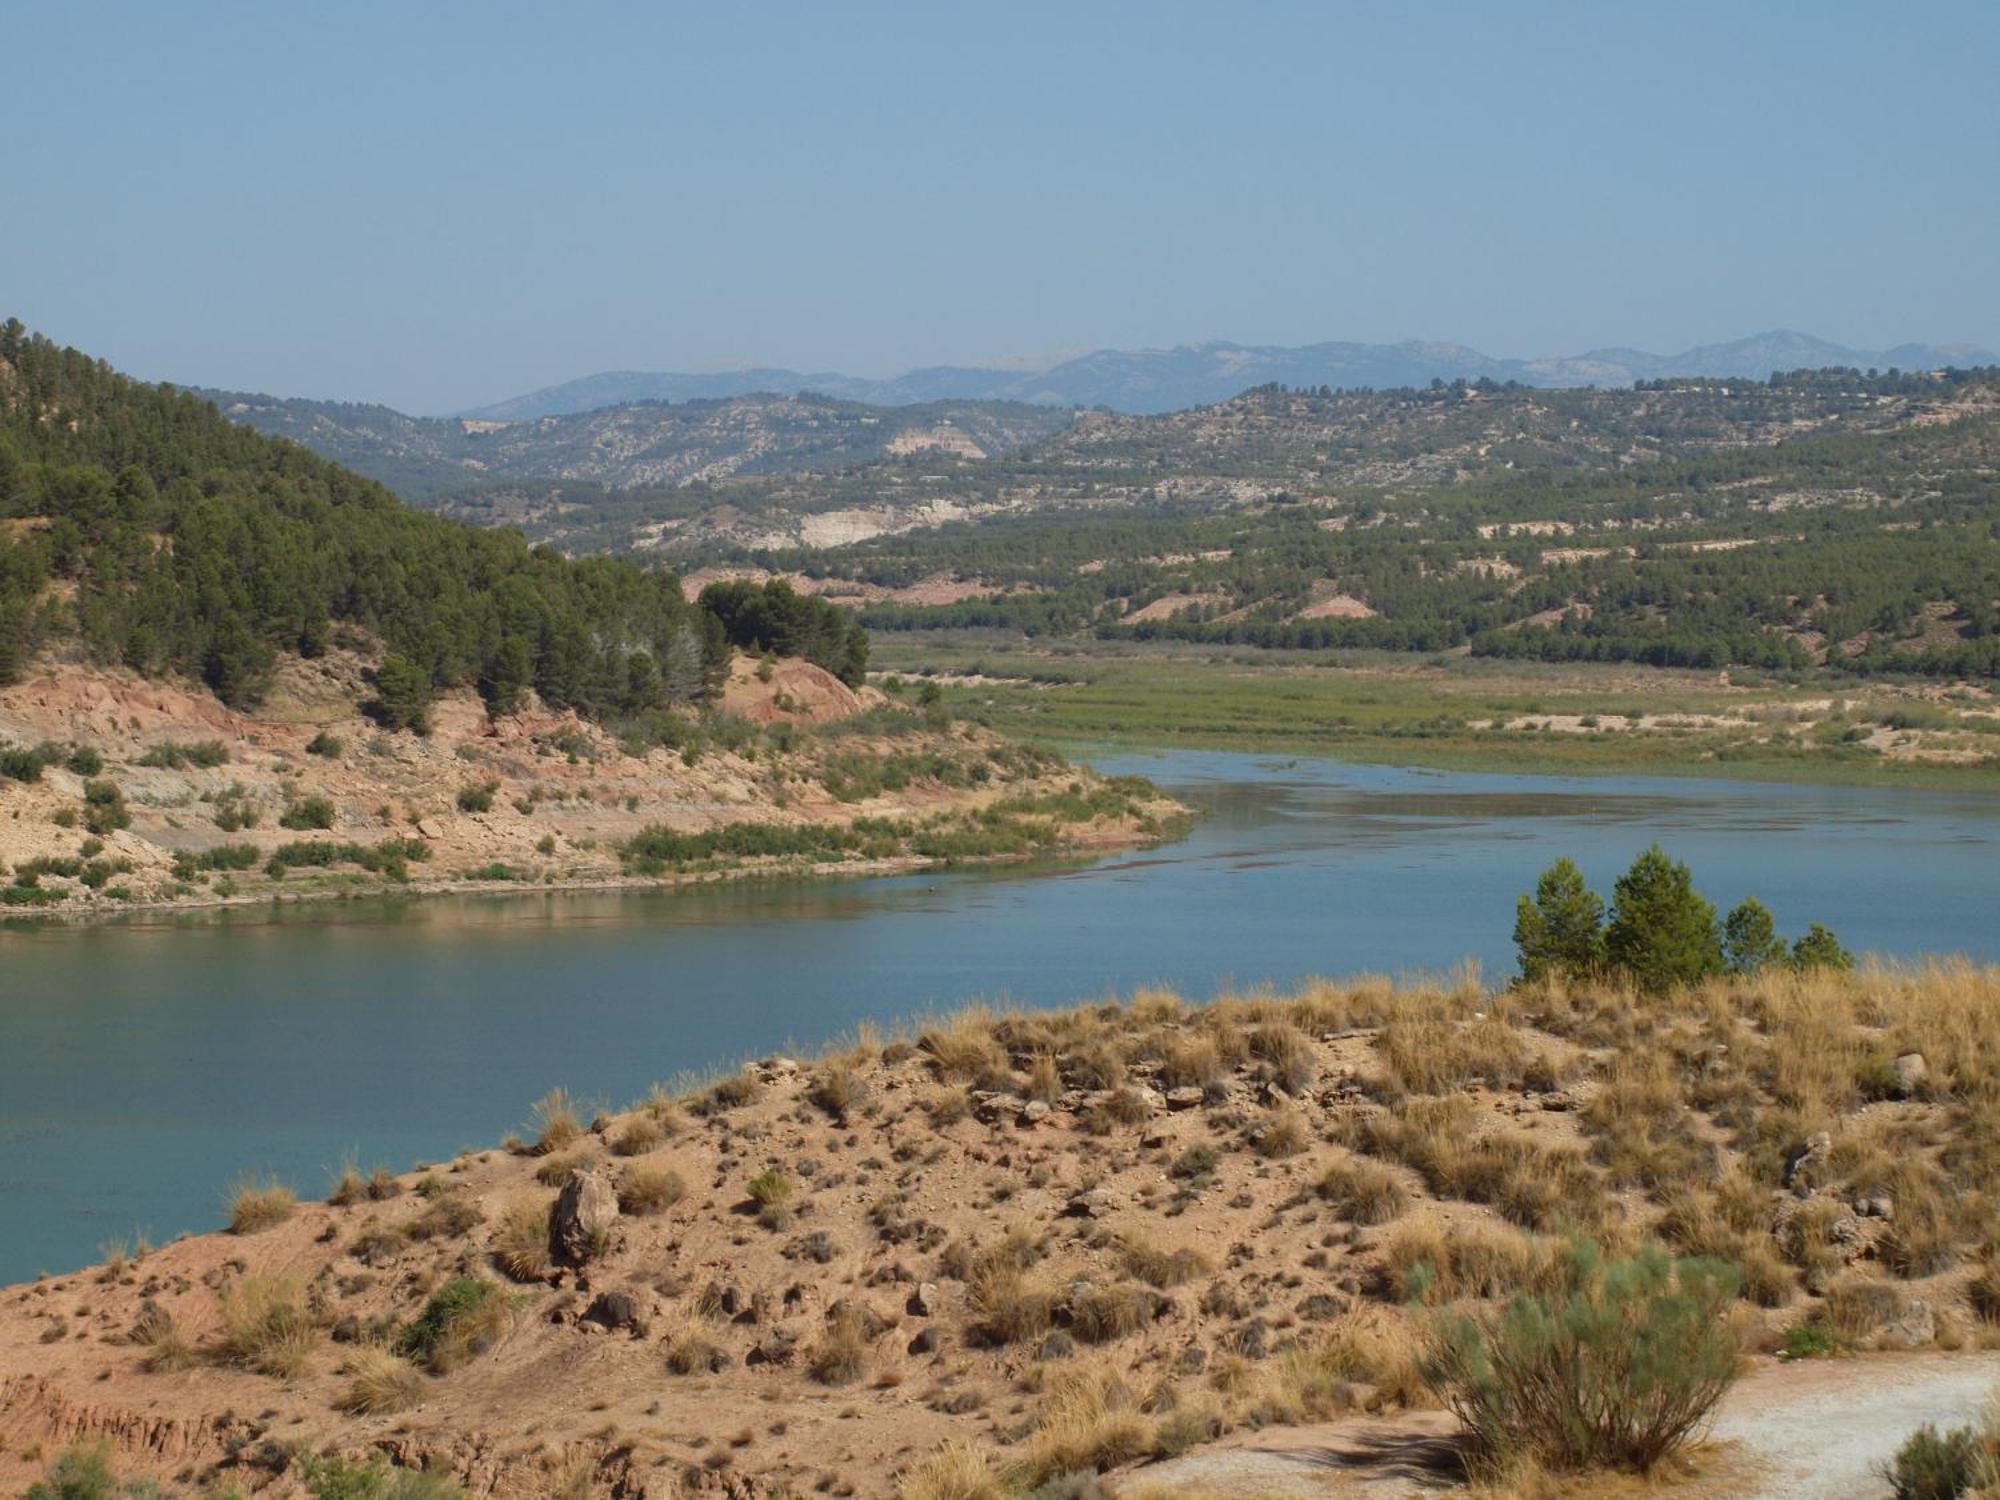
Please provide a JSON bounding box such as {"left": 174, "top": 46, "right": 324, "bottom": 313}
{"left": 0, "top": 322, "right": 867, "bottom": 719}
{"left": 731, "top": 371, "right": 2000, "bottom": 681}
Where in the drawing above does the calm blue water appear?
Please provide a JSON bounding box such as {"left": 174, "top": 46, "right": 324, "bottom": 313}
{"left": 2, "top": 749, "right": 1996, "bottom": 1280}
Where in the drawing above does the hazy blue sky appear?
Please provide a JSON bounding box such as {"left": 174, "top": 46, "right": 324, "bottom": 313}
{"left": 7, "top": 1, "right": 1997, "bottom": 412}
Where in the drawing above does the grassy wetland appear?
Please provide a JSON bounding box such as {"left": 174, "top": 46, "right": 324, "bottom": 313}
{"left": 870, "top": 636, "right": 2000, "bottom": 786}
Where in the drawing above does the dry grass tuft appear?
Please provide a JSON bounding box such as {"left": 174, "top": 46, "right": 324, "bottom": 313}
{"left": 610, "top": 1113, "right": 662, "bottom": 1157}
{"left": 1121, "top": 1233, "right": 1213, "bottom": 1289}
{"left": 1382, "top": 1219, "right": 1547, "bottom": 1303}
{"left": 894, "top": 1439, "right": 1008, "bottom": 1500}
{"left": 806, "top": 1303, "right": 872, "bottom": 1386}
{"left": 132, "top": 1301, "right": 193, "bottom": 1372}
{"left": 1315, "top": 1158, "right": 1410, "bottom": 1225}
{"left": 966, "top": 1263, "right": 1059, "bottom": 1347}
{"left": 1067, "top": 1282, "right": 1158, "bottom": 1344}
{"left": 529, "top": 1089, "right": 583, "bottom": 1154}
{"left": 337, "top": 1346, "right": 424, "bottom": 1415}
{"left": 616, "top": 1164, "right": 686, "bottom": 1216}
{"left": 1252, "top": 1104, "right": 1311, "bottom": 1159}
{"left": 217, "top": 1273, "right": 318, "bottom": 1378}
{"left": 1025, "top": 1362, "right": 1153, "bottom": 1481}
{"left": 225, "top": 1175, "right": 295, "bottom": 1235}
{"left": 491, "top": 1198, "right": 554, "bottom": 1282}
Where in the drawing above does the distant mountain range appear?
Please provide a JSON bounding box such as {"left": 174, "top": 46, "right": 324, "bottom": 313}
{"left": 463, "top": 331, "right": 1996, "bottom": 420}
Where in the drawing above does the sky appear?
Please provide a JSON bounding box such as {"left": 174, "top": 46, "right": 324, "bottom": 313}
{"left": 6, "top": 1, "right": 1997, "bottom": 413}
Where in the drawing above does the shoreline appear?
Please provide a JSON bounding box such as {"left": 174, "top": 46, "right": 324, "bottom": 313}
{"left": 0, "top": 822, "right": 1178, "bottom": 931}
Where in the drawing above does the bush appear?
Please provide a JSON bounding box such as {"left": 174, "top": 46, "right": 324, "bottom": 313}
{"left": 1421, "top": 1239, "right": 1739, "bottom": 1474}
{"left": 456, "top": 780, "right": 499, "bottom": 813}
{"left": 306, "top": 731, "right": 343, "bottom": 759}
{"left": 1884, "top": 1421, "right": 1994, "bottom": 1500}
{"left": 136, "top": 739, "right": 228, "bottom": 769}
{"left": 280, "top": 795, "right": 337, "bottom": 830}
{"left": 297, "top": 1455, "right": 467, "bottom": 1500}
{"left": 81, "top": 780, "right": 129, "bottom": 835}
{"left": 397, "top": 1277, "right": 508, "bottom": 1373}
{"left": 23, "top": 1442, "right": 118, "bottom": 1500}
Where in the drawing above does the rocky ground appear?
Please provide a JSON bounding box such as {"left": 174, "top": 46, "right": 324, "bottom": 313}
{"left": 0, "top": 650, "right": 1178, "bottom": 917}
{"left": 0, "top": 965, "right": 1994, "bottom": 1497}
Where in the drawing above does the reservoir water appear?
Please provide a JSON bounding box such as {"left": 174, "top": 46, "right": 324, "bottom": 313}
{"left": 3, "top": 748, "right": 1996, "bottom": 1280}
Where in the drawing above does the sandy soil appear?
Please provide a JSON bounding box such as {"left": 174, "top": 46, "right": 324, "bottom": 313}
{"left": 1133, "top": 1351, "right": 2000, "bottom": 1498}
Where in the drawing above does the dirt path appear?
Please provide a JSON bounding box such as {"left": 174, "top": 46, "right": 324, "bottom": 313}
{"left": 1129, "top": 1352, "right": 2000, "bottom": 1498}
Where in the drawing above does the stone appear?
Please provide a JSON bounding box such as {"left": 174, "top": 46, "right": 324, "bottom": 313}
{"left": 1165, "top": 1086, "right": 1204, "bottom": 1112}
{"left": 907, "top": 1325, "right": 942, "bottom": 1355}
{"left": 1782, "top": 1131, "right": 1833, "bottom": 1191}
{"left": 1035, "top": 1330, "right": 1076, "bottom": 1361}
{"left": 908, "top": 1282, "right": 940, "bottom": 1317}
{"left": 1877, "top": 1299, "right": 1936, "bottom": 1351}
{"left": 748, "top": 1325, "right": 798, "bottom": 1366}
{"left": 1855, "top": 1193, "right": 1894, "bottom": 1220}
{"left": 1018, "top": 1100, "right": 1052, "bottom": 1127}
{"left": 1889, "top": 1053, "right": 1928, "bottom": 1098}
{"left": 550, "top": 1168, "right": 619, "bottom": 1265}
{"left": 1064, "top": 1187, "right": 1115, "bottom": 1219}
{"left": 581, "top": 1290, "right": 646, "bottom": 1336}
{"left": 1140, "top": 1123, "right": 1170, "bottom": 1149}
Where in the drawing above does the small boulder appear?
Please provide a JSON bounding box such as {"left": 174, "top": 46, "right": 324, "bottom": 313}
{"left": 1877, "top": 1298, "right": 1937, "bottom": 1351}
{"left": 1165, "top": 1086, "right": 1204, "bottom": 1112}
{"left": 908, "top": 1282, "right": 940, "bottom": 1318}
{"left": 1017, "top": 1100, "right": 1052, "bottom": 1127}
{"left": 581, "top": 1290, "right": 646, "bottom": 1336}
{"left": 907, "top": 1325, "right": 943, "bottom": 1356}
{"left": 1064, "top": 1187, "right": 1115, "bottom": 1219}
{"left": 1888, "top": 1053, "right": 1928, "bottom": 1099}
{"left": 1782, "top": 1131, "right": 1833, "bottom": 1192}
{"left": 550, "top": 1168, "right": 620, "bottom": 1265}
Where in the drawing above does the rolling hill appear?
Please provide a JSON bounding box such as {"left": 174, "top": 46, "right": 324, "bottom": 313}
{"left": 462, "top": 330, "right": 1996, "bottom": 419}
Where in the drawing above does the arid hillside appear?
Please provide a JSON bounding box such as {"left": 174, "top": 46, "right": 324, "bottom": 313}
{"left": 0, "top": 649, "right": 1178, "bottom": 916}
{"left": 1, "top": 963, "right": 1995, "bottom": 1497}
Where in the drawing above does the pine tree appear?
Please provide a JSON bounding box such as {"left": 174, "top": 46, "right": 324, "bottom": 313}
{"left": 1605, "top": 845, "right": 1722, "bottom": 992}
{"left": 1513, "top": 857, "right": 1606, "bottom": 982}
{"left": 1722, "top": 898, "right": 1786, "bottom": 974}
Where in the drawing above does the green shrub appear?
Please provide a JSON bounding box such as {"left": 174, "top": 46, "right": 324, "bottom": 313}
{"left": 299, "top": 1455, "right": 468, "bottom": 1500}
{"left": 1884, "top": 1422, "right": 1993, "bottom": 1500}
{"left": 1421, "top": 1239, "right": 1739, "bottom": 1474}
{"left": 82, "top": 780, "right": 130, "bottom": 835}
{"left": 306, "top": 731, "right": 343, "bottom": 759}
{"left": 280, "top": 795, "right": 337, "bottom": 830}
{"left": 22, "top": 1442, "right": 120, "bottom": 1500}
{"left": 64, "top": 746, "right": 103, "bottom": 777}
{"left": 136, "top": 739, "right": 228, "bottom": 769}
{"left": 0, "top": 743, "right": 47, "bottom": 782}
{"left": 397, "top": 1277, "right": 507, "bottom": 1373}
{"left": 456, "top": 780, "right": 499, "bottom": 813}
